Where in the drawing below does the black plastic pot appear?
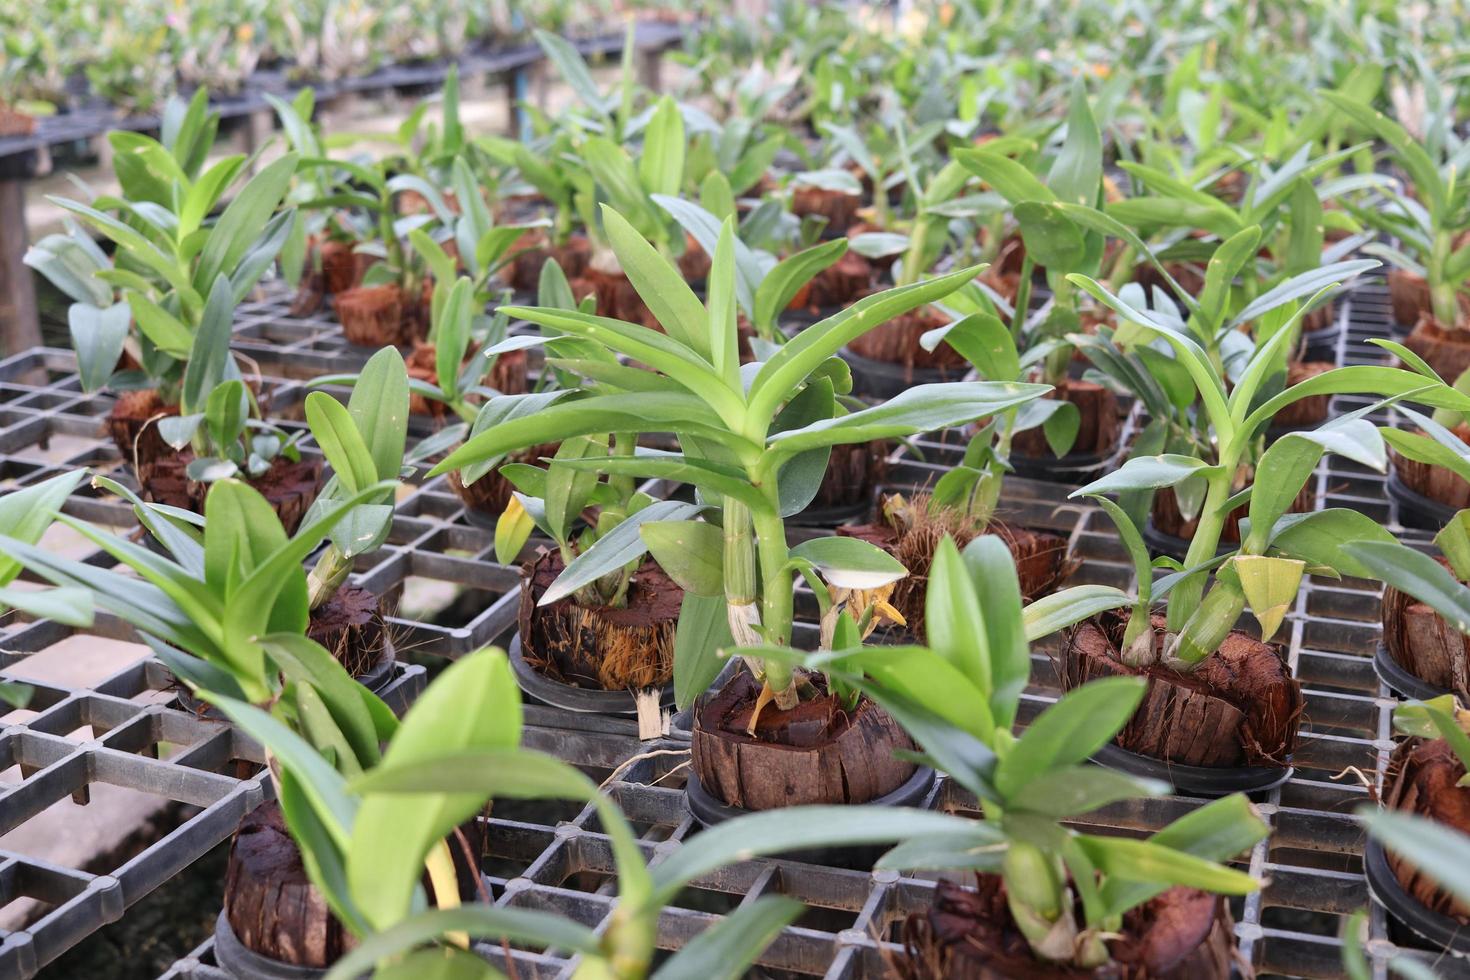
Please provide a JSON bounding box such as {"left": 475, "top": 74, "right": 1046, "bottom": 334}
{"left": 1374, "top": 640, "right": 1452, "bottom": 701}
{"left": 685, "top": 764, "right": 937, "bottom": 869}
{"left": 508, "top": 632, "right": 674, "bottom": 717}
{"left": 1364, "top": 837, "right": 1470, "bottom": 956}
{"left": 1301, "top": 312, "right": 1346, "bottom": 359}
{"left": 213, "top": 910, "right": 325, "bottom": 980}
{"left": 1092, "top": 742, "right": 1293, "bottom": 797}
{"left": 839, "top": 346, "right": 968, "bottom": 400}
{"left": 1387, "top": 467, "right": 1457, "bottom": 532}
{"left": 1010, "top": 445, "right": 1119, "bottom": 485}
{"left": 786, "top": 495, "right": 874, "bottom": 529}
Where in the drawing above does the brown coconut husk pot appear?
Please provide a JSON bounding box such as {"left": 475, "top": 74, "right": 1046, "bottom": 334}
{"left": 804, "top": 250, "right": 872, "bottom": 309}
{"left": 1382, "top": 738, "right": 1470, "bottom": 923}
{"left": 449, "top": 443, "right": 558, "bottom": 521}
{"left": 1382, "top": 557, "right": 1470, "bottom": 700}
{"left": 791, "top": 185, "right": 861, "bottom": 236}
{"left": 808, "top": 440, "right": 890, "bottom": 513}
{"left": 105, "top": 388, "right": 179, "bottom": 469}
{"left": 1152, "top": 482, "right": 1314, "bottom": 544}
{"left": 1061, "top": 611, "right": 1303, "bottom": 769}
{"left": 506, "top": 231, "right": 592, "bottom": 293}
{"left": 846, "top": 306, "right": 969, "bottom": 372}
{"left": 1403, "top": 314, "right": 1470, "bottom": 384}
{"left": 898, "top": 877, "right": 1234, "bottom": 980}
{"left": 676, "top": 231, "right": 711, "bottom": 283}
{"left": 335, "top": 284, "right": 404, "bottom": 346}
{"left": 1392, "top": 423, "right": 1470, "bottom": 510}
{"left": 1389, "top": 268, "right": 1432, "bottom": 328}
{"left": 308, "top": 586, "right": 391, "bottom": 679}
{"left": 519, "top": 551, "right": 678, "bottom": 691}
{"left": 1270, "top": 360, "right": 1334, "bottom": 430}
{"left": 839, "top": 499, "right": 1077, "bottom": 639}
{"left": 690, "top": 669, "right": 917, "bottom": 810}
{"left": 1012, "top": 379, "right": 1121, "bottom": 459}
{"left": 0, "top": 105, "right": 37, "bottom": 138}
{"left": 320, "top": 239, "right": 365, "bottom": 296}
{"left": 223, "top": 800, "right": 486, "bottom": 969}
{"left": 1135, "top": 262, "right": 1206, "bottom": 298}
{"left": 405, "top": 344, "right": 529, "bottom": 418}
{"left": 1301, "top": 299, "right": 1337, "bottom": 334}
{"left": 571, "top": 265, "right": 657, "bottom": 328}
{"left": 137, "top": 453, "right": 323, "bottom": 532}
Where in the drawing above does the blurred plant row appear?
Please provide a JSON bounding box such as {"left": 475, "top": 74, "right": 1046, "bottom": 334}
{"left": 0, "top": 0, "right": 679, "bottom": 119}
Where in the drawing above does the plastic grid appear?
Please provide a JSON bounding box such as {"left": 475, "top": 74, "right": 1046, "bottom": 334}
{"left": 0, "top": 280, "right": 1458, "bottom": 978}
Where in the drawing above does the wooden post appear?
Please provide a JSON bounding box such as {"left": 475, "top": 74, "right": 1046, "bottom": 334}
{"left": 638, "top": 46, "right": 663, "bottom": 93}
{"left": 0, "top": 175, "right": 42, "bottom": 355}
{"left": 242, "top": 108, "right": 274, "bottom": 172}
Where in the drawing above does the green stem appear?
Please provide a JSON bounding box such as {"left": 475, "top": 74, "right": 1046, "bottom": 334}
{"left": 307, "top": 544, "right": 353, "bottom": 611}
{"left": 1010, "top": 255, "right": 1034, "bottom": 344}
{"left": 1165, "top": 463, "right": 1235, "bottom": 635}
{"left": 1430, "top": 229, "right": 1459, "bottom": 326}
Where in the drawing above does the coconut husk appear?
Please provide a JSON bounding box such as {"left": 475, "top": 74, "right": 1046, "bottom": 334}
{"left": 570, "top": 266, "right": 658, "bottom": 328}
{"left": 308, "top": 586, "right": 390, "bottom": 679}
{"left": 1383, "top": 557, "right": 1470, "bottom": 699}
{"left": 804, "top": 250, "right": 872, "bottom": 309}
{"left": 105, "top": 388, "right": 179, "bottom": 469}
{"left": 839, "top": 499, "right": 1076, "bottom": 638}
{"left": 846, "top": 305, "right": 969, "bottom": 372}
{"left": 335, "top": 284, "right": 404, "bottom": 346}
{"left": 1301, "top": 299, "right": 1337, "bottom": 334}
{"left": 1393, "top": 422, "right": 1470, "bottom": 510}
{"left": 1060, "top": 611, "right": 1302, "bottom": 768}
{"left": 506, "top": 231, "right": 592, "bottom": 293}
{"left": 224, "top": 802, "right": 354, "bottom": 967}
{"left": 792, "top": 185, "right": 861, "bottom": 235}
{"left": 1270, "top": 360, "right": 1333, "bottom": 429}
{"left": 450, "top": 443, "right": 558, "bottom": 520}
{"left": 1383, "top": 738, "right": 1470, "bottom": 922}
{"left": 689, "top": 669, "right": 917, "bottom": 810}
{"left": 405, "top": 343, "right": 528, "bottom": 418}
{"left": 676, "top": 231, "right": 711, "bottom": 282}
{"left": 1012, "top": 379, "right": 1121, "bottom": 458}
{"left": 320, "top": 239, "right": 364, "bottom": 296}
{"left": 0, "top": 105, "right": 37, "bottom": 138}
{"left": 1135, "top": 262, "right": 1206, "bottom": 298}
{"left": 809, "top": 440, "right": 890, "bottom": 511}
{"left": 896, "top": 877, "right": 1234, "bottom": 980}
{"left": 1389, "top": 268, "right": 1432, "bottom": 328}
{"left": 1151, "top": 482, "right": 1313, "bottom": 543}
{"left": 519, "top": 551, "right": 678, "bottom": 691}
{"left": 1403, "top": 314, "right": 1470, "bottom": 384}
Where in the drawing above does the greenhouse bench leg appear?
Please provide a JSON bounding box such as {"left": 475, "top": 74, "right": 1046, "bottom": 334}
{"left": 0, "top": 175, "right": 42, "bottom": 357}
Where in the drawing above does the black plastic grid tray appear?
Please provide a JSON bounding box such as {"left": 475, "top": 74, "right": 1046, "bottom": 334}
{"left": 0, "top": 279, "right": 1459, "bottom": 978}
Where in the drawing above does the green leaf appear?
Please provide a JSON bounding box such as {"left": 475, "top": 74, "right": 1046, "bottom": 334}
{"left": 790, "top": 536, "right": 907, "bottom": 590}
{"left": 1014, "top": 201, "right": 1085, "bottom": 270}
{"left": 600, "top": 205, "right": 709, "bottom": 356}
{"left": 306, "top": 394, "right": 377, "bottom": 496}
{"left": 956, "top": 148, "right": 1056, "bottom": 205}
{"left": 923, "top": 311, "right": 1018, "bottom": 382}
{"left": 640, "top": 520, "right": 724, "bottom": 596}
{"left": 1047, "top": 81, "right": 1102, "bottom": 206}
{"left": 707, "top": 218, "right": 742, "bottom": 391}
{"left": 1071, "top": 454, "right": 1219, "bottom": 498}
{"left": 348, "top": 648, "right": 522, "bottom": 930}
{"left": 261, "top": 632, "right": 384, "bottom": 769}
{"left": 924, "top": 537, "right": 988, "bottom": 696}
{"left": 194, "top": 153, "right": 298, "bottom": 297}
{"left": 961, "top": 535, "right": 1031, "bottom": 729}
{"left": 765, "top": 382, "right": 1048, "bottom": 463}
{"left": 674, "top": 592, "right": 733, "bottom": 710}
{"left": 323, "top": 905, "right": 600, "bottom": 980}
{"left": 347, "top": 346, "right": 410, "bottom": 481}
{"left": 647, "top": 807, "right": 979, "bottom": 906}
{"left": 995, "top": 676, "right": 1148, "bottom": 799}
{"left": 754, "top": 239, "right": 848, "bottom": 334}
{"left": 1099, "top": 792, "right": 1268, "bottom": 917}
{"left": 748, "top": 264, "right": 987, "bottom": 431}
{"left": 1243, "top": 435, "right": 1325, "bottom": 554}
{"left": 542, "top": 501, "right": 702, "bottom": 605}
{"left": 69, "top": 302, "right": 130, "bottom": 392}
{"left": 127, "top": 290, "right": 193, "bottom": 357}
{"left": 639, "top": 97, "right": 685, "bottom": 198}
{"left": 0, "top": 584, "right": 94, "bottom": 627}
{"left": 1010, "top": 765, "right": 1166, "bottom": 817}
{"left": 651, "top": 896, "right": 803, "bottom": 980}
{"left": 1344, "top": 540, "right": 1470, "bottom": 633}
{"left": 1077, "top": 833, "right": 1260, "bottom": 895}
{"left": 180, "top": 275, "right": 238, "bottom": 416}
{"left": 874, "top": 826, "right": 1008, "bottom": 873}
{"left": 1021, "top": 585, "right": 1130, "bottom": 641}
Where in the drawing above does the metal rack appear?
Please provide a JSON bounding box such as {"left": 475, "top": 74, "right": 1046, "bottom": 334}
{"left": 0, "top": 279, "right": 1459, "bottom": 978}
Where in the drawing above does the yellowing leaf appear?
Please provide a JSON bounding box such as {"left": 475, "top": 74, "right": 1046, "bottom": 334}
{"left": 1233, "top": 555, "right": 1304, "bottom": 641}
